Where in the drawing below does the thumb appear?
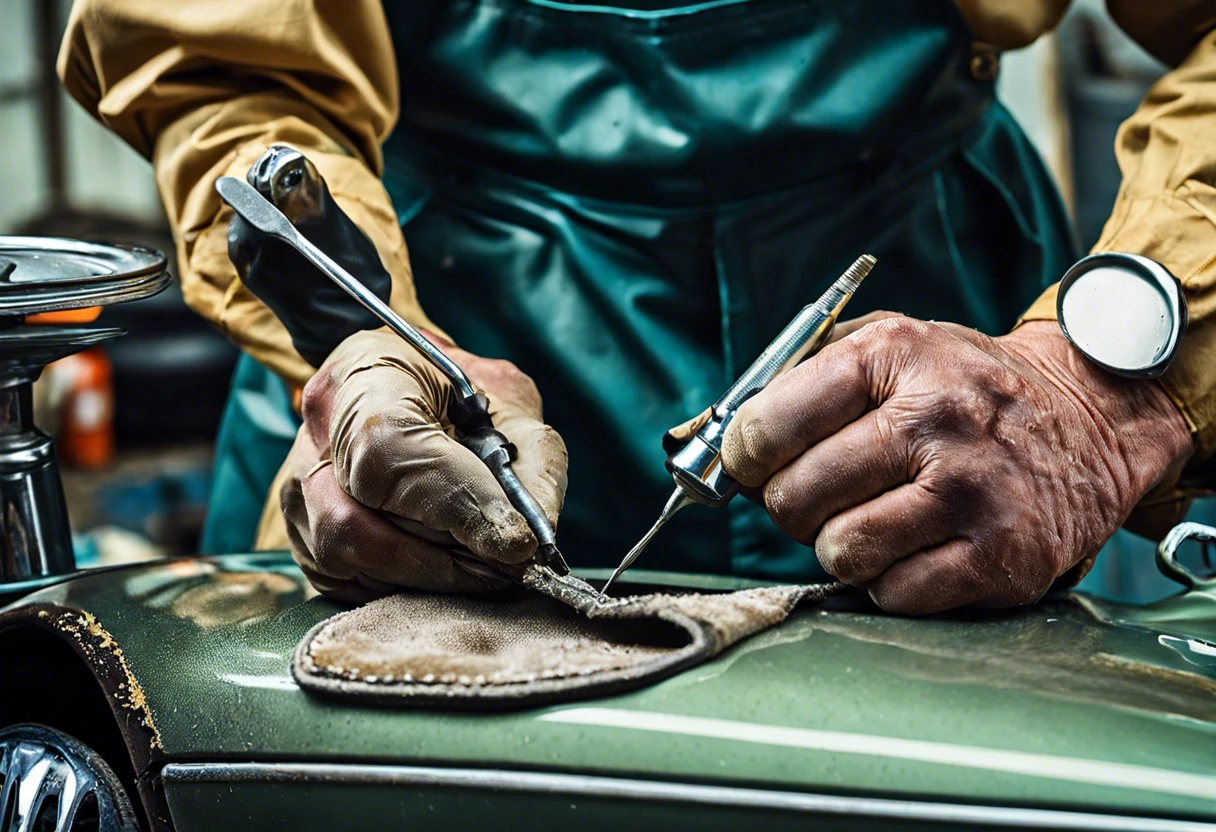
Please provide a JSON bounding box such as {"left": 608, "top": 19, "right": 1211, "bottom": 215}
{"left": 324, "top": 331, "right": 540, "bottom": 565}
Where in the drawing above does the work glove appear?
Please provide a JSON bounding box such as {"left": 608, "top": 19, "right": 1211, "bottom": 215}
{"left": 720, "top": 315, "right": 1193, "bottom": 615}
{"left": 281, "top": 329, "right": 568, "bottom": 602}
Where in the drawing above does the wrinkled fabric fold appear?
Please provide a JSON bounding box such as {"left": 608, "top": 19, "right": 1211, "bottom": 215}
{"left": 292, "top": 573, "right": 840, "bottom": 708}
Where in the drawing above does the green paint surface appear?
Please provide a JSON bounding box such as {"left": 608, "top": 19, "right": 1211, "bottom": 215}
{"left": 8, "top": 552, "right": 1216, "bottom": 821}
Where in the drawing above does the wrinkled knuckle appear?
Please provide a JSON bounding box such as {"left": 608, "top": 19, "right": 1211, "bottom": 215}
{"left": 994, "top": 368, "right": 1031, "bottom": 402}
{"left": 870, "top": 406, "right": 903, "bottom": 447}
{"left": 818, "top": 341, "right": 869, "bottom": 395}
{"left": 866, "top": 315, "right": 928, "bottom": 347}
{"left": 325, "top": 501, "right": 362, "bottom": 540}
{"left": 934, "top": 390, "right": 966, "bottom": 420}
{"left": 490, "top": 358, "right": 538, "bottom": 393}
{"left": 922, "top": 468, "right": 984, "bottom": 514}
{"left": 967, "top": 383, "right": 1005, "bottom": 416}
{"left": 829, "top": 331, "right": 867, "bottom": 368}
{"left": 958, "top": 367, "right": 1023, "bottom": 423}
{"left": 725, "top": 411, "right": 778, "bottom": 486}
{"left": 931, "top": 389, "right": 986, "bottom": 435}
{"left": 514, "top": 368, "right": 541, "bottom": 400}
{"left": 764, "top": 481, "right": 812, "bottom": 544}
{"left": 312, "top": 505, "right": 362, "bottom": 568}
{"left": 492, "top": 357, "right": 525, "bottom": 381}
{"left": 300, "top": 368, "right": 337, "bottom": 420}
{"left": 815, "top": 523, "right": 867, "bottom": 584}
{"left": 948, "top": 466, "right": 986, "bottom": 497}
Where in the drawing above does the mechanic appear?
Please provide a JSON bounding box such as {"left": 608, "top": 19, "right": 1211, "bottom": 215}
{"left": 59, "top": 1, "right": 1215, "bottom": 613}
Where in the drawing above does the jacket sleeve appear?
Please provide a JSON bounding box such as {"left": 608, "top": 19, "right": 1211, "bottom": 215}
{"left": 58, "top": 0, "right": 442, "bottom": 387}
{"left": 1018, "top": 3, "right": 1216, "bottom": 537}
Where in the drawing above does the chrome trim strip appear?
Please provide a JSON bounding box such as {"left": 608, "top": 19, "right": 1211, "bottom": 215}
{"left": 161, "top": 762, "right": 1216, "bottom": 831}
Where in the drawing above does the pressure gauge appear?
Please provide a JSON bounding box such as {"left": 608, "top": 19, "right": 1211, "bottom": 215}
{"left": 1056, "top": 253, "right": 1186, "bottom": 379}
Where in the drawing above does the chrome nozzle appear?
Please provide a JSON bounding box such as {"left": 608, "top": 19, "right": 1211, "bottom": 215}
{"left": 600, "top": 489, "right": 691, "bottom": 597}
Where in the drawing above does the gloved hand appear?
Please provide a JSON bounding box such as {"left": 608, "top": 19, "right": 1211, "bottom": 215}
{"left": 721, "top": 316, "right": 1193, "bottom": 615}
{"left": 281, "top": 329, "right": 568, "bottom": 602}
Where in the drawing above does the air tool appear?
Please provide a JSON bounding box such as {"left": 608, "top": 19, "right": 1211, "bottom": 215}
{"left": 602, "top": 255, "right": 876, "bottom": 596}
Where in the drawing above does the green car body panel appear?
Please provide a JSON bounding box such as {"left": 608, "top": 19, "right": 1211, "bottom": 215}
{"left": 3, "top": 552, "right": 1216, "bottom": 829}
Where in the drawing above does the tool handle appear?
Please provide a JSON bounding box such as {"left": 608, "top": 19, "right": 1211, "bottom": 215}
{"left": 220, "top": 151, "right": 567, "bottom": 574}
{"left": 712, "top": 255, "right": 874, "bottom": 418}
{"left": 217, "top": 167, "right": 479, "bottom": 401}
{"left": 223, "top": 148, "right": 394, "bottom": 367}
{"left": 290, "top": 233, "right": 478, "bottom": 401}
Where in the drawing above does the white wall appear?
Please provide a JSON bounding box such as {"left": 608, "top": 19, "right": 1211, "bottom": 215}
{"left": 998, "top": 35, "right": 1072, "bottom": 210}
{"left": 0, "top": 0, "right": 47, "bottom": 232}
{"left": 0, "top": 0, "right": 161, "bottom": 233}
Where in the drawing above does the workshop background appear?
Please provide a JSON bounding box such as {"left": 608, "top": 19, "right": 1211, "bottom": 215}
{"left": 0, "top": 0, "right": 1203, "bottom": 600}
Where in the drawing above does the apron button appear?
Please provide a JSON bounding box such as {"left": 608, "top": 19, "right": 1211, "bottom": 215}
{"left": 970, "top": 43, "right": 1000, "bottom": 82}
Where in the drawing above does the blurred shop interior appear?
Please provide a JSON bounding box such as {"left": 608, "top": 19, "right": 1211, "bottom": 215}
{"left": 0, "top": 0, "right": 1202, "bottom": 599}
{"left": 2, "top": 1, "right": 238, "bottom": 567}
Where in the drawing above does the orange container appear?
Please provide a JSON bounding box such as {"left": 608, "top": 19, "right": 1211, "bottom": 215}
{"left": 27, "top": 307, "right": 103, "bottom": 324}
{"left": 55, "top": 347, "right": 114, "bottom": 468}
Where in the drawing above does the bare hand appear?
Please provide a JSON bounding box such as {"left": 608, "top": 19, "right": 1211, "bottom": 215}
{"left": 721, "top": 316, "right": 1192, "bottom": 614}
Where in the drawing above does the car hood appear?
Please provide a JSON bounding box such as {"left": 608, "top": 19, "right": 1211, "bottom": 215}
{"left": 4, "top": 552, "right": 1216, "bottom": 820}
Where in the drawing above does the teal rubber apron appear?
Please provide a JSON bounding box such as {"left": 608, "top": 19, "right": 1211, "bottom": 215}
{"left": 205, "top": 0, "right": 1075, "bottom": 584}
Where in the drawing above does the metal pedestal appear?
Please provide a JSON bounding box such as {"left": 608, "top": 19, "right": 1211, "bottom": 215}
{"left": 0, "top": 237, "right": 169, "bottom": 587}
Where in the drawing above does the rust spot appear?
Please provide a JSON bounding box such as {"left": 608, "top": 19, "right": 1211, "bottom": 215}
{"left": 1, "top": 603, "right": 173, "bottom": 831}
{"left": 44, "top": 608, "right": 163, "bottom": 753}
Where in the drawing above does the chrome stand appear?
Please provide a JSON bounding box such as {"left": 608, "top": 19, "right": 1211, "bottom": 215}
{"left": 0, "top": 237, "right": 169, "bottom": 586}
{"left": 0, "top": 326, "right": 122, "bottom": 581}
